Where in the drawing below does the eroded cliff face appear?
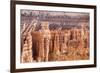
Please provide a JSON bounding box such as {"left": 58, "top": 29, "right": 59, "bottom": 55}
{"left": 20, "top": 10, "right": 89, "bottom": 63}
{"left": 21, "top": 21, "right": 89, "bottom": 63}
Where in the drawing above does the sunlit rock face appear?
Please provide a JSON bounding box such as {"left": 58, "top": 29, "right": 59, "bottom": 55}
{"left": 20, "top": 10, "right": 89, "bottom": 63}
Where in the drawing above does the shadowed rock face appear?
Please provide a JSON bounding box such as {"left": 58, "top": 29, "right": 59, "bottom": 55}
{"left": 21, "top": 10, "right": 89, "bottom": 31}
